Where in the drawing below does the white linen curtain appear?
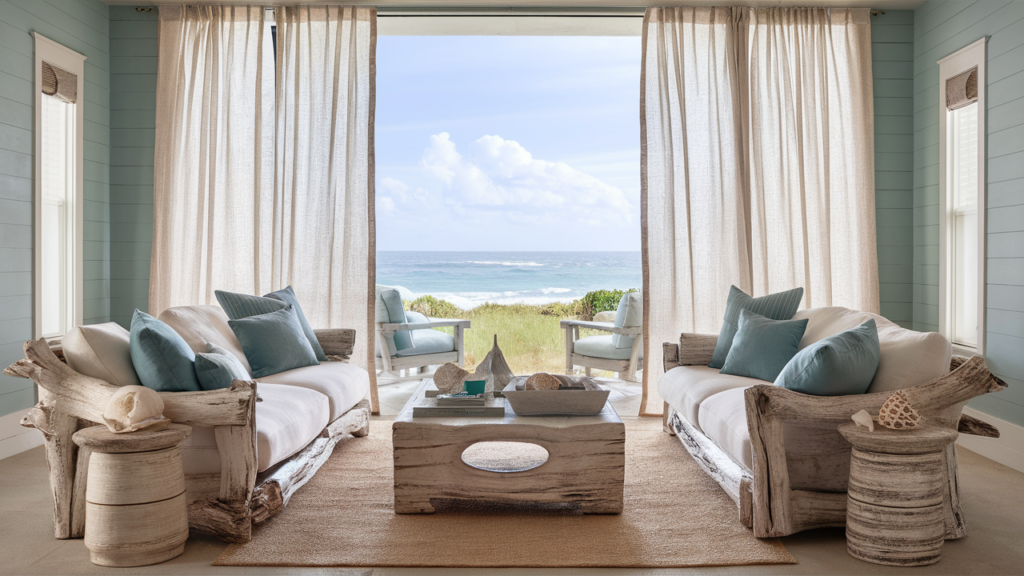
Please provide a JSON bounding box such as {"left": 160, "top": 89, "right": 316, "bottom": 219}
{"left": 152, "top": 6, "right": 379, "bottom": 411}
{"left": 151, "top": 6, "right": 270, "bottom": 313}
{"left": 640, "top": 7, "right": 878, "bottom": 416}
{"left": 273, "top": 6, "right": 377, "bottom": 406}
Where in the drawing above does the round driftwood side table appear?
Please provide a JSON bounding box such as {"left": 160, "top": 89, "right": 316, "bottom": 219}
{"left": 838, "top": 422, "right": 958, "bottom": 567}
{"left": 72, "top": 424, "right": 191, "bottom": 567}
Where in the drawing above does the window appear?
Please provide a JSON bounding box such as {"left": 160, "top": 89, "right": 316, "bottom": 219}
{"left": 34, "top": 34, "right": 85, "bottom": 340}
{"left": 938, "top": 38, "right": 986, "bottom": 354}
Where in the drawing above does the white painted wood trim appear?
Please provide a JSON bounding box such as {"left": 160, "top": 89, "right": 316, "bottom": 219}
{"left": 937, "top": 37, "right": 987, "bottom": 355}
{"left": 0, "top": 409, "right": 45, "bottom": 461}
{"left": 956, "top": 407, "right": 1024, "bottom": 474}
{"left": 33, "top": 33, "right": 86, "bottom": 340}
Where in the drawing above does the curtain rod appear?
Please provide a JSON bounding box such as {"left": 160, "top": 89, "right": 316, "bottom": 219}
{"left": 374, "top": 6, "right": 646, "bottom": 17}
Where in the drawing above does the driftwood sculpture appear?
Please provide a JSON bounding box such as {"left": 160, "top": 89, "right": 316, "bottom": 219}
{"left": 6, "top": 332, "right": 369, "bottom": 543}
{"left": 663, "top": 335, "right": 1007, "bottom": 540}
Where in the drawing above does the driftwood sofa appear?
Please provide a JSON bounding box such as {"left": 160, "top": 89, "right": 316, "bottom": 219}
{"left": 660, "top": 306, "right": 1006, "bottom": 539}
{"left": 5, "top": 305, "right": 371, "bottom": 543}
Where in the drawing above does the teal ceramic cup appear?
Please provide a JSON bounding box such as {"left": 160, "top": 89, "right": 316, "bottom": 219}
{"left": 463, "top": 380, "right": 486, "bottom": 395}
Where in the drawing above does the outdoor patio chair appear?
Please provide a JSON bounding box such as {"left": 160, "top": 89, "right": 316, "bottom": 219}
{"left": 374, "top": 285, "right": 470, "bottom": 377}
{"left": 561, "top": 292, "right": 643, "bottom": 382}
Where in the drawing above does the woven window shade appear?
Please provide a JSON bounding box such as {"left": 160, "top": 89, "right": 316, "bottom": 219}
{"left": 946, "top": 66, "right": 978, "bottom": 111}
{"left": 42, "top": 62, "right": 77, "bottom": 104}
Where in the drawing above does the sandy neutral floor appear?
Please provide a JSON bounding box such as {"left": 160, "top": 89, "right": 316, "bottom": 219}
{"left": 2, "top": 374, "right": 1023, "bottom": 575}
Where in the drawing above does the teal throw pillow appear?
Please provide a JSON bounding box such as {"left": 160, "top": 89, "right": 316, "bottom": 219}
{"left": 215, "top": 288, "right": 327, "bottom": 362}
{"left": 194, "top": 343, "right": 250, "bottom": 391}
{"left": 774, "top": 319, "right": 880, "bottom": 396}
{"left": 228, "top": 305, "right": 319, "bottom": 378}
{"left": 709, "top": 285, "right": 804, "bottom": 369}
{"left": 611, "top": 291, "right": 642, "bottom": 349}
{"left": 719, "top": 309, "right": 808, "bottom": 382}
{"left": 264, "top": 286, "right": 328, "bottom": 361}
{"left": 129, "top": 309, "right": 202, "bottom": 392}
{"left": 377, "top": 286, "right": 413, "bottom": 352}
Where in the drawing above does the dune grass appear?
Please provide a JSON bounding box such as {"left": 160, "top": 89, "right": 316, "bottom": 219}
{"left": 406, "top": 297, "right": 615, "bottom": 376}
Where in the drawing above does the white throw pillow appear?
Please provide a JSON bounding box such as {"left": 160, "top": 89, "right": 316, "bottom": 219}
{"left": 792, "top": 307, "right": 951, "bottom": 393}
{"left": 63, "top": 322, "right": 143, "bottom": 387}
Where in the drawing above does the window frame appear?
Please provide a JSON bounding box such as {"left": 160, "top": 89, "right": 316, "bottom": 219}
{"left": 937, "top": 37, "right": 987, "bottom": 357}
{"left": 33, "top": 33, "right": 86, "bottom": 341}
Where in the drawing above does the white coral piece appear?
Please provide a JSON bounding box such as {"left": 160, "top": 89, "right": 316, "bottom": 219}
{"left": 851, "top": 409, "right": 875, "bottom": 432}
{"left": 433, "top": 362, "right": 469, "bottom": 394}
{"left": 102, "top": 386, "right": 170, "bottom": 434}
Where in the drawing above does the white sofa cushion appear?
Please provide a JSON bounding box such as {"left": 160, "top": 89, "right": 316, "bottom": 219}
{"left": 793, "top": 307, "right": 951, "bottom": 393}
{"left": 63, "top": 322, "right": 143, "bottom": 387}
{"left": 698, "top": 387, "right": 753, "bottom": 471}
{"left": 180, "top": 383, "right": 329, "bottom": 474}
{"left": 658, "top": 366, "right": 762, "bottom": 427}
{"left": 256, "top": 361, "right": 370, "bottom": 421}
{"left": 159, "top": 305, "right": 253, "bottom": 376}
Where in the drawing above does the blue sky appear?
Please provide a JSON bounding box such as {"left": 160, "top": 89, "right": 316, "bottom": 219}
{"left": 374, "top": 35, "right": 641, "bottom": 252}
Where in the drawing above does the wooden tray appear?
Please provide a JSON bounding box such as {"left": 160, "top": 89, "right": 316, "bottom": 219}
{"left": 502, "top": 376, "right": 610, "bottom": 416}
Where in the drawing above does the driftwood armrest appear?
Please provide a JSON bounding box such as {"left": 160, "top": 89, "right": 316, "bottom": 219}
{"left": 663, "top": 342, "right": 680, "bottom": 372}
{"left": 678, "top": 333, "right": 718, "bottom": 366}
{"left": 314, "top": 328, "right": 356, "bottom": 360}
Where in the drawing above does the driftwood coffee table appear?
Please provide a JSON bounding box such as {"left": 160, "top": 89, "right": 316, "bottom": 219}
{"left": 392, "top": 378, "right": 625, "bottom": 513}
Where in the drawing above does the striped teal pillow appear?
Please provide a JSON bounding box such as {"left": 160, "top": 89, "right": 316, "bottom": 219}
{"left": 709, "top": 285, "right": 804, "bottom": 369}
{"left": 215, "top": 289, "right": 327, "bottom": 362}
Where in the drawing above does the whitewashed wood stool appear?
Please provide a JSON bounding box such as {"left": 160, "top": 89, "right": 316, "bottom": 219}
{"left": 72, "top": 424, "right": 191, "bottom": 567}
{"left": 838, "top": 422, "right": 959, "bottom": 567}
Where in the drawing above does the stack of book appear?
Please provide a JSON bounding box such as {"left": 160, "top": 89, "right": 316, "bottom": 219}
{"left": 413, "top": 393, "right": 505, "bottom": 418}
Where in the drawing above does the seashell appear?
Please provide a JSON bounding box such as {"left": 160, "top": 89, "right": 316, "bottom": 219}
{"left": 470, "top": 335, "right": 516, "bottom": 393}
{"left": 434, "top": 362, "right": 469, "bottom": 394}
{"left": 878, "top": 391, "right": 922, "bottom": 430}
{"left": 103, "top": 386, "right": 171, "bottom": 434}
{"left": 525, "top": 372, "right": 561, "bottom": 391}
{"left": 851, "top": 409, "right": 875, "bottom": 432}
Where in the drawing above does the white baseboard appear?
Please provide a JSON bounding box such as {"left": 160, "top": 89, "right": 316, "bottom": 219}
{"left": 0, "top": 408, "right": 44, "bottom": 461}
{"left": 956, "top": 407, "right": 1024, "bottom": 474}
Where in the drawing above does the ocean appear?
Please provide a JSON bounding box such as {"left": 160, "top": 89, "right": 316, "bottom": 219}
{"left": 376, "top": 251, "right": 642, "bottom": 309}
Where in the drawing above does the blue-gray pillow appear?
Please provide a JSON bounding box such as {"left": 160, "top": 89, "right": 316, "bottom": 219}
{"left": 228, "top": 305, "right": 319, "bottom": 378}
{"left": 719, "top": 309, "right": 808, "bottom": 382}
{"left": 709, "top": 285, "right": 804, "bottom": 369}
{"left": 774, "top": 320, "right": 880, "bottom": 396}
{"left": 215, "top": 288, "right": 327, "bottom": 362}
{"left": 194, "top": 343, "right": 250, "bottom": 391}
{"left": 129, "top": 309, "right": 201, "bottom": 392}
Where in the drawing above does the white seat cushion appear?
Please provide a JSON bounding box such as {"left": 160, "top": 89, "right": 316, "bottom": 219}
{"left": 658, "top": 366, "right": 764, "bottom": 428}
{"left": 698, "top": 387, "right": 754, "bottom": 471}
{"left": 256, "top": 361, "right": 370, "bottom": 421}
{"left": 63, "top": 322, "right": 142, "bottom": 387}
{"left": 180, "top": 383, "right": 329, "bottom": 474}
{"left": 573, "top": 335, "right": 643, "bottom": 361}
{"left": 158, "top": 305, "right": 253, "bottom": 376}
{"left": 793, "top": 307, "right": 951, "bottom": 393}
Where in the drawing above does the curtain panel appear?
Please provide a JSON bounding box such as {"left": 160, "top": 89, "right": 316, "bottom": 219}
{"left": 640, "top": 7, "right": 878, "bottom": 416}
{"left": 274, "top": 6, "right": 378, "bottom": 409}
{"left": 151, "top": 5, "right": 271, "bottom": 314}
{"left": 152, "top": 6, "right": 379, "bottom": 412}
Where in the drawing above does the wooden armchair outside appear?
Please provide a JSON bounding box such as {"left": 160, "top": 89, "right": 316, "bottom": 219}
{"left": 663, "top": 334, "right": 1006, "bottom": 539}
{"left": 376, "top": 318, "right": 471, "bottom": 376}
{"left": 560, "top": 319, "right": 643, "bottom": 382}
{"left": 5, "top": 329, "right": 369, "bottom": 544}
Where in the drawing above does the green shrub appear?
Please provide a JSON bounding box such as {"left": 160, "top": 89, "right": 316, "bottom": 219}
{"left": 404, "top": 295, "right": 464, "bottom": 319}
{"left": 580, "top": 288, "right": 638, "bottom": 320}
{"left": 540, "top": 300, "right": 584, "bottom": 318}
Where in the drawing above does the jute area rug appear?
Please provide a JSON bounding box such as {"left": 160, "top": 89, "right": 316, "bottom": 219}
{"left": 214, "top": 418, "right": 795, "bottom": 568}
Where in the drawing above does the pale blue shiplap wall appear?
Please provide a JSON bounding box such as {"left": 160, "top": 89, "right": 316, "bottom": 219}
{"left": 873, "top": 10, "right": 916, "bottom": 329}
{"left": 109, "top": 6, "right": 156, "bottom": 328}
{"left": 913, "top": 0, "right": 1024, "bottom": 426}
{"left": 0, "top": 0, "right": 110, "bottom": 418}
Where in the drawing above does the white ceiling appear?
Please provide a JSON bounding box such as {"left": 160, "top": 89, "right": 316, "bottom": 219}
{"left": 101, "top": 1, "right": 928, "bottom": 9}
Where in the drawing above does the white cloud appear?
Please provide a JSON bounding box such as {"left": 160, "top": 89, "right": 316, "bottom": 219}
{"left": 377, "top": 196, "right": 396, "bottom": 214}
{"left": 418, "top": 132, "right": 632, "bottom": 226}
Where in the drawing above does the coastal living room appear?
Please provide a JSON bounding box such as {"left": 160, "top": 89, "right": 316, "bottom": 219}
{"left": 2, "top": 0, "right": 1024, "bottom": 574}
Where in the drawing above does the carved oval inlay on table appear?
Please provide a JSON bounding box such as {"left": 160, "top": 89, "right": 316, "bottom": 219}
{"left": 461, "top": 441, "right": 549, "bottom": 473}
